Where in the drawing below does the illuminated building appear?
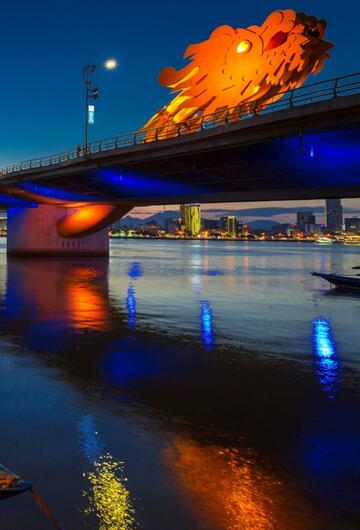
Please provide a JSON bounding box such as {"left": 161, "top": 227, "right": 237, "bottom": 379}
{"left": 219, "top": 215, "right": 237, "bottom": 237}
{"left": 138, "top": 223, "right": 161, "bottom": 236}
{"left": 237, "top": 220, "right": 244, "bottom": 234}
{"left": 345, "top": 217, "right": 360, "bottom": 233}
{"left": 297, "top": 212, "right": 316, "bottom": 234}
{"left": 165, "top": 217, "right": 180, "bottom": 234}
{"left": 180, "top": 204, "right": 201, "bottom": 236}
{"left": 326, "top": 199, "right": 342, "bottom": 231}
{"left": 226, "top": 216, "right": 237, "bottom": 238}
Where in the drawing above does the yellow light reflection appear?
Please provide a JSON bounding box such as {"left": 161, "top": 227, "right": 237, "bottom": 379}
{"left": 83, "top": 453, "right": 135, "bottom": 530}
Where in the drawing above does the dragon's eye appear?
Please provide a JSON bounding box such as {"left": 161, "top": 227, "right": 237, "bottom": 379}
{"left": 237, "top": 40, "right": 251, "bottom": 54}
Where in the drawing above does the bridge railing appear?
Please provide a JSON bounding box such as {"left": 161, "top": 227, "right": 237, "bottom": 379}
{"left": 1, "top": 72, "right": 359, "bottom": 176}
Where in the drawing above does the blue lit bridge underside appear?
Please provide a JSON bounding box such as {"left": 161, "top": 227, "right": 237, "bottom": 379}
{"left": 0, "top": 85, "right": 359, "bottom": 208}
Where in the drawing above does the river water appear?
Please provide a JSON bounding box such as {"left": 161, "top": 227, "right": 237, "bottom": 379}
{"left": 0, "top": 239, "right": 359, "bottom": 530}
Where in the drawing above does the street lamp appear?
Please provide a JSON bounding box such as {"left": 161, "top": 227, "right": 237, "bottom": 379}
{"left": 83, "top": 59, "right": 117, "bottom": 154}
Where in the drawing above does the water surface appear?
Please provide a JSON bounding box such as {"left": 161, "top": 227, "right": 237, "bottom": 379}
{"left": 0, "top": 239, "right": 359, "bottom": 529}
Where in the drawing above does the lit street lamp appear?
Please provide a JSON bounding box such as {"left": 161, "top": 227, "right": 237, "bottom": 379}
{"left": 82, "top": 59, "right": 117, "bottom": 154}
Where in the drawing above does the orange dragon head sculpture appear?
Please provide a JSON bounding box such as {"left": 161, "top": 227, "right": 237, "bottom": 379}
{"left": 141, "top": 9, "right": 333, "bottom": 136}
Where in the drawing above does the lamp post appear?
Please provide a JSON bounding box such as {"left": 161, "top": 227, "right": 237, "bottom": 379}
{"left": 82, "top": 59, "right": 117, "bottom": 155}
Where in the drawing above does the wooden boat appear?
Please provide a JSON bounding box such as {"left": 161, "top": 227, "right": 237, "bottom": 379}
{"left": 0, "top": 465, "right": 64, "bottom": 529}
{"left": 0, "top": 465, "right": 32, "bottom": 500}
{"left": 312, "top": 271, "right": 360, "bottom": 291}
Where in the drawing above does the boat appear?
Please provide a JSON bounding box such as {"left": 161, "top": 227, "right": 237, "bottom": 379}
{"left": 0, "top": 465, "right": 64, "bottom": 529}
{"left": 311, "top": 271, "right": 360, "bottom": 291}
{"left": 315, "top": 236, "right": 333, "bottom": 245}
{"left": 0, "top": 465, "right": 32, "bottom": 500}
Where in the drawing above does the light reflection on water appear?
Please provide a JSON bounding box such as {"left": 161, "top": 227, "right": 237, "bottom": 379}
{"left": 0, "top": 241, "right": 359, "bottom": 529}
{"left": 78, "top": 415, "right": 136, "bottom": 530}
{"left": 165, "top": 437, "right": 325, "bottom": 530}
{"left": 200, "top": 300, "right": 214, "bottom": 350}
{"left": 126, "top": 284, "right": 137, "bottom": 330}
{"left": 312, "top": 318, "right": 339, "bottom": 399}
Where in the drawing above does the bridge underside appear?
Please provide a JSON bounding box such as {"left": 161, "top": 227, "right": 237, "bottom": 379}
{"left": 1, "top": 128, "right": 359, "bottom": 211}
{"left": 71, "top": 127, "right": 360, "bottom": 205}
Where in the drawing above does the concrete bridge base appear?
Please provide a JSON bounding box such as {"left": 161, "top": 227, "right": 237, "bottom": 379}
{"left": 7, "top": 205, "right": 109, "bottom": 256}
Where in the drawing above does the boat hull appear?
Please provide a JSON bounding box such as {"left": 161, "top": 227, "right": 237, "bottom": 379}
{"left": 312, "top": 272, "right": 360, "bottom": 291}
{"left": 0, "top": 481, "right": 32, "bottom": 500}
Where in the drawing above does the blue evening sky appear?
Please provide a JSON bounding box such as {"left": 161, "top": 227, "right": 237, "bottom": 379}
{"left": 0, "top": 0, "right": 359, "bottom": 220}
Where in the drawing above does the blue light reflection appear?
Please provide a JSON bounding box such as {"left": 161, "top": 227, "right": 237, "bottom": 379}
{"left": 78, "top": 414, "right": 103, "bottom": 462}
{"left": 128, "top": 262, "right": 143, "bottom": 280}
{"left": 312, "top": 318, "right": 339, "bottom": 399}
{"left": 200, "top": 300, "right": 214, "bottom": 350}
{"left": 126, "top": 283, "right": 136, "bottom": 330}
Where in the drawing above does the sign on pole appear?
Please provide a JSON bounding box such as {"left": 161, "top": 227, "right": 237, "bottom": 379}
{"left": 88, "top": 104, "right": 95, "bottom": 125}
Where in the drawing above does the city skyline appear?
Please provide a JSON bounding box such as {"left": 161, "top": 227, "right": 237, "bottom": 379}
{"left": 130, "top": 198, "right": 360, "bottom": 225}
{"left": 113, "top": 198, "right": 360, "bottom": 234}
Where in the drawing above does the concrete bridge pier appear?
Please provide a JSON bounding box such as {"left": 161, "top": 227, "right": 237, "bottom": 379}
{"left": 7, "top": 205, "right": 109, "bottom": 256}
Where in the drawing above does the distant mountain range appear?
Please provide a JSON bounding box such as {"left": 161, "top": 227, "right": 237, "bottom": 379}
{"left": 118, "top": 211, "right": 178, "bottom": 228}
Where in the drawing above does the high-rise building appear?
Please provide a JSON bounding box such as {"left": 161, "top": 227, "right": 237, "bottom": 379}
{"left": 165, "top": 217, "right": 180, "bottom": 233}
{"left": 326, "top": 199, "right": 343, "bottom": 231}
{"left": 297, "top": 211, "right": 316, "bottom": 233}
{"left": 180, "top": 204, "right": 201, "bottom": 235}
{"left": 345, "top": 217, "right": 360, "bottom": 233}
{"left": 219, "top": 216, "right": 228, "bottom": 231}
{"left": 226, "top": 216, "right": 237, "bottom": 237}
{"left": 219, "top": 215, "right": 238, "bottom": 236}
{"left": 237, "top": 220, "right": 244, "bottom": 234}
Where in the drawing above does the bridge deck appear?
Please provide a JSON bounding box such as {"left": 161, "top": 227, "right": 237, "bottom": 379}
{"left": 0, "top": 85, "right": 359, "bottom": 206}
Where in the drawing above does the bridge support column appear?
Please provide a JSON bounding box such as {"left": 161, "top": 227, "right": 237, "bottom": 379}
{"left": 7, "top": 205, "right": 109, "bottom": 256}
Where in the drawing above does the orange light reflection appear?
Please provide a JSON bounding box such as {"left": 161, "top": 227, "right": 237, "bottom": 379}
{"left": 165, "top": 437, "right": 325, "bottom": 530}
